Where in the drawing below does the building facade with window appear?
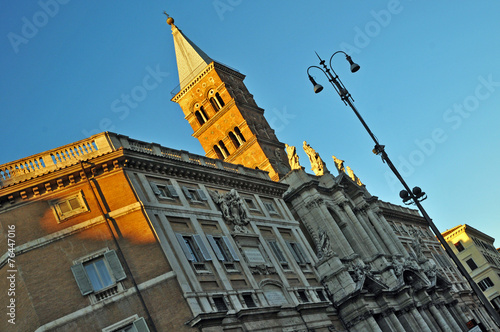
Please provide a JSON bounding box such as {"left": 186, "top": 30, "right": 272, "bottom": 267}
{"left": 0, "top": 132, "right": 338, "bottom": 331}
{"left": 443, "top": 224, "right": 500, "bottom": 315}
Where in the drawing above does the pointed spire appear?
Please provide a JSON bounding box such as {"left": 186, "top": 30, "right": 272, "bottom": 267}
{"left": 166, "top": 15, "right": 213, "bottom": 89}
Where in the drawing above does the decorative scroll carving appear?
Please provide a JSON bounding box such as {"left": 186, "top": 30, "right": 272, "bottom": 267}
{"left": 303, "top": 141, "right": 328, "bottom": 176}
{"left": 285, "top": 144, "right": 302, "bottom": 170}
{"left": 210, "top": 189, "right": 250, "bottom": 232}
{"left": 250, "top": 264, "right": 276, "bottom": 275}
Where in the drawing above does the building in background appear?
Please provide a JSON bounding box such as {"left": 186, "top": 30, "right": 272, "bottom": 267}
{"left": 443, "top": 224, "right": 500, "bottom": 315}
{"left": 0, "top": 15, "right": 499, "bottom": 332}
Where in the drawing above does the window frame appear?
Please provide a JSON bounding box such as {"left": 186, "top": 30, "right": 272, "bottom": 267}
{"left": 478, "top": 277, "right": 494, "bottom": 291}
{"left": 150, "top": 182, "right": 179, "bottom": 201}
{"left": 466, "top": 258, "right": 478, "bottom": 270}
{"left": 71, "top": 249, "right": 126, "bottom": 300}
{"left": 454, "top": 241, "right": 465, "bottom": 252}
{"left": 50, "top": 191, "right": 89, "bottom": 222}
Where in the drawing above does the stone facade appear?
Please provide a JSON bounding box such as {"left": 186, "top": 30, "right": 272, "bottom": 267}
{"left": 281, "top": 169, "right": 498, "bottom": 331}
{"left": 0, "top": 133, "right": 337, "bottom": 331}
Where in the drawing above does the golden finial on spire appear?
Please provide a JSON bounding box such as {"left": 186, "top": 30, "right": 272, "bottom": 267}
{"left": 164, "top": 11, "right": 174, "bottom": 25}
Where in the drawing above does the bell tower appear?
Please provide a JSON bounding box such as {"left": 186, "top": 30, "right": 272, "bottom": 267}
{"left": 167, "top": 16, "right": 290, "bottom": 181}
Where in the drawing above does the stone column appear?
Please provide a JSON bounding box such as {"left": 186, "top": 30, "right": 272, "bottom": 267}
{"left": 419, "top": 308, "right": 440, "bottom": 332}
{"left": 339, "top": 200, "right": 378, "bottom": 254}
{"left": 429, "top": 305, "right": 451, "bottom": 331}
{"left": 388, "top": 312, "right": 406, "bottom": 332}
{"left": 410, "top": 308, "right": 432, "bottom": 332}
{"left": 356, "top": 210, "right": 385, "bottom": 253}
{"left": 441, "top": 305, "right": 464, "bottom": 331}
{"left": 376, "top": 211, "right": 409, "bottom": 256}
{"left": 365, "top": 316, "right": 383, "bottom": 332}
{"left": 366, "top": 208, "right": 399, "bottom": 255}
{"left": 317, "top": 202, "right": 355, "bottom": 257}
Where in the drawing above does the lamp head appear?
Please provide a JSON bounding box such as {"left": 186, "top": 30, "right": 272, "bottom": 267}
{"left": 308, "top": 75, "right": 324, "bottom": 93}
{"left": 345, "top": 55, "right": 360, "bottom": 73}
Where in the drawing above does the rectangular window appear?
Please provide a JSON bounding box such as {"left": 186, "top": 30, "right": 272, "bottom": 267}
{"left": 207, "top": 235, "right": 239, "bottom": 262}
{"left": 175, "top": 233, "right": 212, "bottom": 263}
{"left": 454, "top": 241, "right": 465, "bottom": 252}
{"left": 297, "top": 290, "right": 309, "bottom": 303}
{"left": 71, "top": 250, "right": 126, "bottom": 299}
{"left": 264, "top": 201, "right": 279, "bottom": 215}
{"left": 243, "top": 294, "right": 257, "bottom": 308}
{"left": 150, "top": 182, "right": 178, "bottom": 200}
{"left": 213, "top": 296, "right": 228, "bottom": 312}
{"left": 269, "top": 241, "right": 288, "bottom": 267}
{"left": 244, "top": 198, "right": 260, "bottom": 212}
{"left": 50, "top": 192, "right": 89, "bottom": 222}
{"left": 478, "top": 277, "right": 494, "bottom": 291}
{"left": 286, "top": 241, "right": 310, "bottom": 265}
{"left": 466, "top": 258, "right": 478, "bottom": 270}
{"left": 182, "top": 186, "right": 208, "bottom": 203}
{"left": 316, "top": 289, "right": 327, "bottom": 302}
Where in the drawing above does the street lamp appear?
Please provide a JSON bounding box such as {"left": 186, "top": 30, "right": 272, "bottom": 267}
{"left": 307, "top": 51, "right": 500, "bottom": 327}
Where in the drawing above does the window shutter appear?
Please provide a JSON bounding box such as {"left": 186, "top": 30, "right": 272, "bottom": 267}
{"left": 167, "top": 185, "right": 178, "bottom": 197}
{"left": 207, "top": 235, "right": 225, "bottom": 261}
{"left": 150, "top": 183, "right": 161, "bottom": 195}
{"left": 295, "top": 242, "right": 310, "bottom": 263}
{"left": 133, "top": 317, "right": 150, "bottom": 332}
{"left": 193, "top": 234, "right": 212, "bottom": 261}
{"left": 223, "top": 236, "right": 240, "bottom": 261}
{"left": 197, "top": 189, "right": 208, "bottom": 200}
{"left": 286, "top": 241, "right": 301, "bottom": 264}
{"left": 175, "top": 233, "right": 195, "bottom": 261}
{"left": 71, "top": 263, "right": 94, "bottom": 295}
{"left": 182, "top": 187, "right": 193, "bottom": 199}
{"left": 104, "top": 250, "right": 126, "bottom": 281}
{"left": 269, "top": 241, "right": 287, "bottom": 264}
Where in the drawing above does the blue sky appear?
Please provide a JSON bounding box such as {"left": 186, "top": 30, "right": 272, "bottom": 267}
{"left": 1, "top": 1, "right": 500, "bottom": 245}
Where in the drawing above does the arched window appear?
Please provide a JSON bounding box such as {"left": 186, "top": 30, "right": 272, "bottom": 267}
{"left": 210, "top": 97, "right": 219, "bottom": 112}
{"left": 219, "top": 140, "right": 230, "bottom": 158}
{"left": 209, "top": 91, "right": 225, "bottom": 112}
{"left": 215, "top": 92, "right": 225, "bottom": 108}
{"left": 200, "top": 106, "right": 209, "bottom": 121}
{"left": 228, "top": 132, "right": 240, "bottom": 149}
{"left": 234, "top": 127, "right": 246, "bottom": 143}
{"left": 213, "top": 145, "right": 224, "bottom": 159}
{"left": 195, "top": 111, "right": 206, "bottom": 125}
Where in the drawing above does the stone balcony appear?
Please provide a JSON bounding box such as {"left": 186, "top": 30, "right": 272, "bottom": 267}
{"left": 0, "top": 132, "right": 270, "bottom": 188}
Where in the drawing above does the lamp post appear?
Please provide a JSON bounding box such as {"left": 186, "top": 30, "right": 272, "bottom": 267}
{"left": 307, "top": 51, "right": 500, "bottom": 327}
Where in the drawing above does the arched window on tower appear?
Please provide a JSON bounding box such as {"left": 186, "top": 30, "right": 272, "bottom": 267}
{"left": 234, "top": 127, "right": 246, "bottom": 143}
{"left": 219, "top": 140, "right": 230, "bottom": 158}
{"left": 209, "top": 91, "right": 225, "bottom": 112}
{"left": 228, "top": 132, "right": 240, "bottom": 149}
{"left": 195, "top": 111, "right": 206, "bottom": 125}
{"left": 213, "top": 145, "right": 224, "bottom": 160}
{"left": 200, "top": 106, "right": 209, "bottom": 121}
{"left": 215, "top": 92, "right": 225, "bottom": 108}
